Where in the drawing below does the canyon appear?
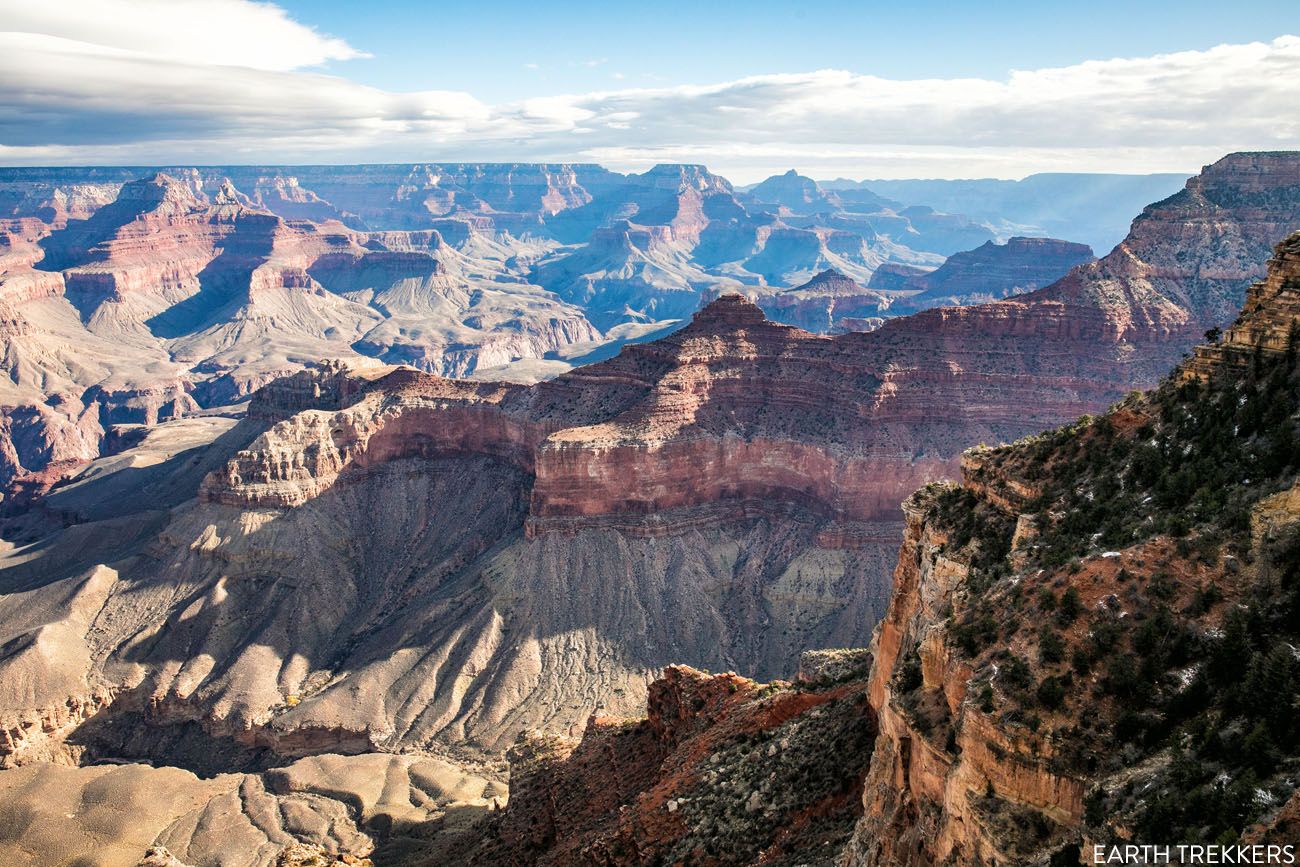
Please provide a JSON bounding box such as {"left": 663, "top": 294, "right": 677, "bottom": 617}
{"left": 0, "top": 163, "right": 1169, "bottom": 500}
{"left": 431, "top": 221, "right": 1300, "bottom": 867}
{"left": 0, "top": 153, "right": 1298, "bottom": 865}
{"left": 877, "top": 237, "right": 1096, "bottom": 312}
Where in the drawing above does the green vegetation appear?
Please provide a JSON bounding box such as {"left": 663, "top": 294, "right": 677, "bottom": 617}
{"left": 666, "top": 691, "right": 876, "bottom": 865}
{"left": 1023, "top": 328, "right": 1300, "bottom": 566}
{"left": 933, "top": 329, "right": 1300, "bottom": 845}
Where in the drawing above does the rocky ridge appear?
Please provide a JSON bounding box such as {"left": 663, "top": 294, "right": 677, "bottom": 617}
{"left": 432, "top": 658, "right": 876, "bottom": 867}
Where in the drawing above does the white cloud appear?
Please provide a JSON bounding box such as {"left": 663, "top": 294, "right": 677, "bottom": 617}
{"left": 0, "top": 5, "right": 1297, "bottom": 182}
{"left": 0, "top": 0, "right": 365, "bottom": 71}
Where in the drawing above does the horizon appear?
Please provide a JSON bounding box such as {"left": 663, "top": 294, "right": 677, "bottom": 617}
{"left": 1, "top": 0, "right": 1297, "bottom": 182}
{"left": 0, "top": 159, "right": 1204, "bottom": 185}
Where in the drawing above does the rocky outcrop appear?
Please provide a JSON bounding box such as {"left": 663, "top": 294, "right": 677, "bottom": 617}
{"left": 885, "top": 236, "right": 1095, "bottom": 310}
{"left": 743, "top": 171, "right": 996, "bottom": 257}
{"left": 868, "top": 262, "right": 931, "bottom": 293}
{"left": 442, "top": 663, "right": 876, "bottom": 867}
{"left": 841, "top": 485, "right": 1089, "bottom": 865}
{"left": 743, "top": 268, "right": 892, "bottom": 332}
{"left": 1184, "top": 231, "right": 1300, "bottom": 379}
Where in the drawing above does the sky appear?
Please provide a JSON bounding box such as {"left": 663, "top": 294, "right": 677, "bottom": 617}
{"left": 1, "top": 0, "right": 1297, "bottom": 182}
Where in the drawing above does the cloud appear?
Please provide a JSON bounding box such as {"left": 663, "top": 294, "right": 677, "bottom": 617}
{"left": 0, "top": 5, "right": 1297, "bottom": 181}
{"left": 0, "top": 0, "right": 365, "bottom": 71}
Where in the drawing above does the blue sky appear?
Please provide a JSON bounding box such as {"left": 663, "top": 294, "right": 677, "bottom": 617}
{"left": 1, "top": 0, "right": 1297, "bottom": 180}
{"left": 279, "top": 0, "right": 1299, "bottom": 100}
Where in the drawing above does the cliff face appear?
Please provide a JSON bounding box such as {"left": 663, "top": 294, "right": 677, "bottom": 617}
{"left": 851, "top": 152, "right": 1300, "bottom": 447}
{"left": 843, "top": 230, "right": 1300, "bottom": 864}
{"left": 200, "top": 294, "right": 968, "bottom": 538}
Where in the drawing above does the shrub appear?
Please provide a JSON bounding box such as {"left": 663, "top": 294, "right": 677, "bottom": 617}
{"left": 1039, "top": 626, "right": 1065, "bottom": 664}
{"left": 895, "top": 650, "right": 923, "bottom": 693}
{"left": 1057, "top": 588, "right": 1083, "bottom": 625}
{"left": 1036, "top": 676, "right": 1066, "bottom": 710}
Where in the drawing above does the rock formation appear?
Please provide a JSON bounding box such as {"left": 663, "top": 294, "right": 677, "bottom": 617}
{"left": 0, "top": 751, "right": 503, "bottom": 867}
{"left": 0, "top": 172, "right": 598, "bottom": 493}
{"left": 4, "top": 153, "right": 1300, "bottom": 778}
{"left": 741, "top": 268, "right": 893, "bottom": 333}
{"left": 879, "top": 236, "right": 1095, "bottom": 311}
{"left": 856, "top": 152, "right": 1300, "bottom": 435}
{"left": 744, "top": 170, "right": 997, "bottom": 257}
{"left": 0, "top": 296, "right": 916, "bottom": 790}
{"left": 2, "top": 155, "right": 1300, "bottom": 865}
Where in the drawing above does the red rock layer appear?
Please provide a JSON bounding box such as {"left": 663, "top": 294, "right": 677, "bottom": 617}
{"left": 203, "top": 296, "right": 964, "bottom": 539}
{"left": 446, "top": 665, "right": 876, "bottom": 867}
